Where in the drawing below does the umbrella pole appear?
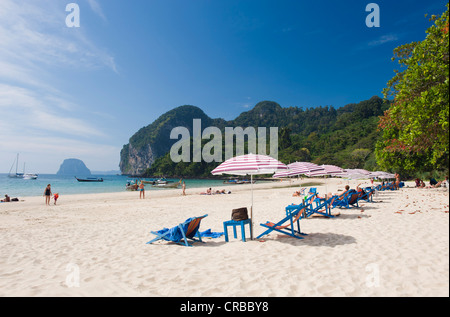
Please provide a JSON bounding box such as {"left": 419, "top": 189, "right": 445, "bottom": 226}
{"left": 250, "top": 174, "right": 254, "bottom": 240}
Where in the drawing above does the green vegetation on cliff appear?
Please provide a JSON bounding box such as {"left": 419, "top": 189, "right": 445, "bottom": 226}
{"left": 128, "top": 96, "right": 390, "bottom": 178}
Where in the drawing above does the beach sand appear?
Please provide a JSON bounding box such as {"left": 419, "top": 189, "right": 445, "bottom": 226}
{"left": 0, "top": 178, "right": 448, "bottom": 297}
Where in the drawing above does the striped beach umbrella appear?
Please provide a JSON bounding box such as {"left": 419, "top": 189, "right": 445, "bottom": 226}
{"left": 348, "top": 168, "right": 371, "bottom": 175}
{"left": 305, "top": 164, "right": 343, "bottom": 177}
{"left": 212, "top": 154, "right": 288, "bottom": 239}
{"left": 337, "top": 169, "right": 371, "bottom": 180}
{"left": 273, "top": 162, "right": 323, "bottom": 178}
{"left": 212, "top": 154, "right": 287, "bottom": 176}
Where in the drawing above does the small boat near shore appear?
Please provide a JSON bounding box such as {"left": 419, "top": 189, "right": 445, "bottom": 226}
{"left": 151, "top": 181, "right": 181, "bottom": 189}
{"left": 75, "top": 177, "right": 104, "bottom": 182}
{"left": 23, "top": 173, "right": 38, "bottom": 180}
{"left": 8, "top": 154, "right": 38, "bottom": 179}
{"left": 142, "top": 178, "right": 174, "bottom": 185}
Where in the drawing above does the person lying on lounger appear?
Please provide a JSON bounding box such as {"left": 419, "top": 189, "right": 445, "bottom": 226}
{"left": 318, "top": 185, "right": 352, "bottom": 201}
{"left": 356, "top": 183, "right": 366, "bottom": 196}
{"left": 426, "top": 177, "right": 448, "bottom": 188}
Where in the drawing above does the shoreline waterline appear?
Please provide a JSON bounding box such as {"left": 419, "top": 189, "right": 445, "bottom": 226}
{"left": 0, "top": 173, "right": 266, "bottom": 199}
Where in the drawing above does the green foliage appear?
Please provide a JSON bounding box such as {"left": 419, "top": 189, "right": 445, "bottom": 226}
{"left": 376, "top": 5, "right": 449, "bottom": 174}
{"left": 134, "top": 96, "right": 390, "bottom": 177}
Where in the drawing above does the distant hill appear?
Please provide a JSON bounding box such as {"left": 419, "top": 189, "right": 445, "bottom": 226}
{"left": 120, "top": 96, "right": 390, "bottom": 176}
{"left": 57, "top": 159, "right": 91, "bottom": 176}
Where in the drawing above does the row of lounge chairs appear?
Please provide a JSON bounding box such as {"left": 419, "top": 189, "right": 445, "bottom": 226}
{"left": 147, "top": 181, "right": 401, "bottom": 246}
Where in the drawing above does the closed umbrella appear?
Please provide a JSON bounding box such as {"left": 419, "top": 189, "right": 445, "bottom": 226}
{"left": 211, "top": 154, "right": 288, "bottom": 239}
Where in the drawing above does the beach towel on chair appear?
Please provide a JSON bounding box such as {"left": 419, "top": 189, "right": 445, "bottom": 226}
{"left": 155, "top": 226, "right": 184, "bottom": 242}
{"left": 147, "top": 215, "right": 208, "bottom": 247}
{"left": 200, "top": 229, "right": 224, "bottom": 239}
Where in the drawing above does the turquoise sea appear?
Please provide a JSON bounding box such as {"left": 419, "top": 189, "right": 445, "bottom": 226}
{"left": 0, "top": 174, "right": 234, "bottom": 198}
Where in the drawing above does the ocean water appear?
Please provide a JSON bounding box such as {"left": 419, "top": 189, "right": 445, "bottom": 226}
{"left": 0, "top": 174, "right": 233, "bottom": 198}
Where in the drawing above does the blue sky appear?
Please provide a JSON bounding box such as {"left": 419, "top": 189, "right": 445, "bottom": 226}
{"left": 0, "top": 0, "right": 447, "bottom": 173}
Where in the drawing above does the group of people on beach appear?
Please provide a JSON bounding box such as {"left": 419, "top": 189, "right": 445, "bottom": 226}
{"left": 200, "top": 188, "right": 231, "bottom": 195}
{"left": 415, "top": 176, "right": 449, "bottom": 189}
{"left": 0, "top": 194, "right": 18, "bottom": 203}
{"left": 132, "top": 180, "right": 188, "bottom": 198}
{"left": 293, "top": 182, "right": 373, "bottom": 205}
{"left": 43, "top": 184, "right": 59, "bottom": 205}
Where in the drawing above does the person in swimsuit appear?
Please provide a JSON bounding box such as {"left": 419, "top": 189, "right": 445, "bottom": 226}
{"left": 139, "top": 181, "right": 145, "bottom": 199}
{"left": 44, "top": 184, "right": 52, "bottom": 205}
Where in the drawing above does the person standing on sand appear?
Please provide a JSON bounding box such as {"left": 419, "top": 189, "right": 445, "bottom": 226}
{"left": 395, "top": 173, "right": 401, "bottom": 190}
{"left": 139, "top": 181, "right": 145, "bottom": 199}
{"left": 182, "top": 181, "right": 186, "bottom": 196}
{"left": 44, "top": 184, "right": 52, "bottom": 205}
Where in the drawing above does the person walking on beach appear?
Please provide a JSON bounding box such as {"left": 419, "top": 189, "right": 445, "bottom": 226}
{"left": 139, "top": 181, "right": 145, "bottom": 199}
{"left": 44, "top": 184, "right": 52, "bottom": 205}
{"left": 182, "top": 181, "right": 186, "bottom": 196}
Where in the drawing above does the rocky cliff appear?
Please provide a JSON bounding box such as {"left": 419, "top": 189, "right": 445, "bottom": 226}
{"left": 119, "top": 105, "right": 226, "bottom": 175}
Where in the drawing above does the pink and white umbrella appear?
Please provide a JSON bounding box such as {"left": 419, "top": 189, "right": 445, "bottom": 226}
{"left": 305, "top": 164, "right": 343, "bottom": 177}
{"left": 273, "top": 162, "right": 323, "bottom": 178}
{"left": 212, "top": 154, "right": 288, "bottom": 239}
{"left": 348, "top": 168, "right": 371, "bottom": 175}
{"left": 337, "top": 169, "right": 371, "bottom": 180}
{"left": 212, "top": 154, "right": 287, "bottom": 176}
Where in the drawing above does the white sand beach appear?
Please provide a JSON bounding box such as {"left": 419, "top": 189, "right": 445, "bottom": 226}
{"left": 0, "top": 178, "right": 448, "bottom": 297}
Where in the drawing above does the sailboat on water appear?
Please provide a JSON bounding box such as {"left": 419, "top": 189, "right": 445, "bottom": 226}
{"left": 8, "top": 154, "right": 38, "bottom": 179}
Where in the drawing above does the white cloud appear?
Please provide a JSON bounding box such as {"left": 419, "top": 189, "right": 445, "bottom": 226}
{"left": 0, "top": 0, "right": 117, "bottom": 76}
{"left": 368, "top": 34, "right": 399, "bottom": 47}
{"left": 86, "top": 0, "right": 107, "bottom": 22}
{"left": 0, "top": 84, "right": 105, "bottom": 138}
{"left": 0, "top": 0, "right": 119, "bottom": 172}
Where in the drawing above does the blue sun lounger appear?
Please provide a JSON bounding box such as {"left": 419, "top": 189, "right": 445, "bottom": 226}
{"left": 257, "top": 204, "right": 308, "bottom": 240}
{"left": 332, "top": 191, "right": 360, "bottom": 209}
{"left": 306, "top": 195, "right": 338, "bottom": 218}
{"left": 358, "top": 187, "right": 375, "bottom": 203}
{"left": 147, "top": 214, "right": 208, "bottom": 247}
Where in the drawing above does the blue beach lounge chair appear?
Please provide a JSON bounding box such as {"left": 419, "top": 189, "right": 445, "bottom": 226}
{"left": 358, "top": 187, "right": 375, "bottom": 203}
{"left": 307, "top": 195, "right": 338, "bottom": 218}
{"left": 147, "top": 214, "right": 208, "bottom": 247}
{"left": 332, "top": 191, "right": 360, "bottom": 209}
{"left": 256, "top": 205, "right": 308, "bottom": 240}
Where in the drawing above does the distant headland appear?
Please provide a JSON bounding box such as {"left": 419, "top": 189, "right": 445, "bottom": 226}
{"left": 56, "top": 158, "right": 91, "bottom": 176}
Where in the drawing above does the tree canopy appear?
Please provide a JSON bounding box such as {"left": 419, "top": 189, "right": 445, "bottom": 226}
{"left": 376, "top": 5, "right": 449, "bottom": 175}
